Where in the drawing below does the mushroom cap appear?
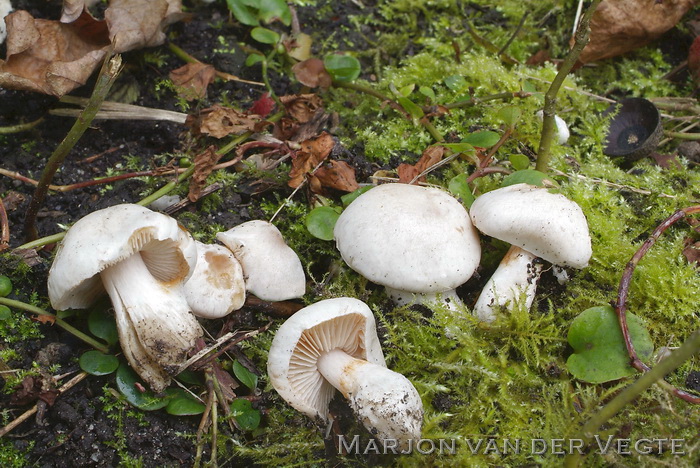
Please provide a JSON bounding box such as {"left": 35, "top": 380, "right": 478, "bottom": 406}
{"left": 469, "top": 183, "right": 592, "bottom": 268}
{"left": 184, "top": 241, "right": 246, "bottom": 319}
{"left": 603, "top": 98, "right": 662, "bottom": 160}
{"left": 216, "top": 220, "right": 305, "bottom": 301}
{"left": 267, "top": 297, "right": 386, "bottom": 422}
{"left": 333, "top": 183, "right": 481, "bottom": 294}
{"left": 48, "top": 204, "right": 197, "bottom": 310}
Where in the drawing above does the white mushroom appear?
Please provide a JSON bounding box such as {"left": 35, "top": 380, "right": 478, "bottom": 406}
{"left": 469, "top": 183, "right": 592, "bottom": 322}
{"left": 216, "top": 220, "right": 305, "bottom": 301}
{"left": 48, "top": 204, "right": 202, "bottom": 392}
{"left": 267, "top": 297, "right": 423, "bottom": 449}
{"left": 333, "top": 183, "right": 481, "bottom": 310}
{"left": 184, "top": 241, "right": 246, "bottom": 319}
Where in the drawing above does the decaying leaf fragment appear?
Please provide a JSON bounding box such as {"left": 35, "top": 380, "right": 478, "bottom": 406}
{"left": 288, "top": 132, "right": 335, "bottom": 188}
{"left": 169, "top": 62, "right": 216, "bottom": 101}
{"left": 189, "top": 105, "right": 267, "bottom": 138}
{"left": 0, "top": 0, "right": 184, "bottom": 96}
{"left": 188, "top": 145, "right": 223, "bottom": 202}
{"left": 397, "top": 145, "right": 445, "bottom": 183}
{"left": 280, "top": 94, "right": 324, "bottom": 123}
{"left": 578, "top": 0, "right": 694, "bottom": 64}
{"left": 292, "top": 58, "right": 332, "bottom": 88}
{"left": 313, "top": 160, "right": 359, "bottom": 193}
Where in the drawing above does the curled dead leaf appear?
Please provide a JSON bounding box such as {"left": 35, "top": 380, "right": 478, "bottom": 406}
{"left": 578, "top": 0, "right": 694, "bottom": 64}
{"left": 397, "top": 145, "right": 445, "bottom": 183}
{"left": 189, "top": 105, "right": 267, "bottom": 139}
{"left": 280, "top": 94, "right": 324, "bottom": 123}
{"left": 292, "top": 58, "right": 332, "bottom": 88}
{"left": 288, "top": 132, "right": 335, "bottom": 188}
{"left": 188, "top": 145, "right": 223, "bottom": 202}
{"left": 169, "top": 62, "right": 216, "bottom": 101}
{"left": 0, "top": 0, "right": 184, "bottom": 96}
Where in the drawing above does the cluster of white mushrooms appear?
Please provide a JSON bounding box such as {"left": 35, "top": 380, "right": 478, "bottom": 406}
{"left": 333, "top": 182, "right": 592, "bottom": 323}
{"left": 45, "top": 180, "right": 591, "bottom": 450}
{"left": 47, "top": 204, "right": 305, "bottom": 392}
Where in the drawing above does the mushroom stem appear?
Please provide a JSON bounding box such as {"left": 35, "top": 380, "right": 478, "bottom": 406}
{"left": 317, "top": 348, "right": 423, "bottom": 449}
{"left": 384, "top": 287, "right": 464, "bottom": 311}
{"left": 473, "top": 245, "right": 543, "bottom": 323}
{"left": 101, "top": 253, "right": 202, "bottom": 376}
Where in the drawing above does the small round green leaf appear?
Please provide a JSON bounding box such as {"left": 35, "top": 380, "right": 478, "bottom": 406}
{"left": 0, "top": 275, "right": 13, "bottom": 297}
{"left": 496, "top": 105, "right": 522, "bottom": 127}
{"left": 176, "top": 370, "right": 204, "bottom": 387}
{"left": 79, "top": 351, "right": 119, "bottom": 376}
{"left": 448, "top": 174, "right": 476, "bottom": 209}
{"left": 230, "top": 398, "right": 261, "bottom": 431}
{"left": 232, "top": 360, "right": 258, "bottom": 389}
{"left": 566, "top": 306, "right": 654, "bottom": 384}
{"left": 397, "top": 97, "right": 424, "bottom": 120}
{"left": 258, "top": 0, "right": 292, "bottom": 25}
{"left": 305, "top": 206, "right": 340, "bottom": 241}
{"left": 501, "top": 169, "right": 558, "bottom": 188}
{"left": 245, "top": 53, "right": 265, "bottom": 67}
{"left": 0, "top": 305, "right": 11, "bottom": 320}
{"left": 508, "top": 154, "right": 531, "bottom": 171}
{"left": 462, "top": 131, "right": 501, "bottom": 148}
{"left": 324, "top": 54, "right": 361, "bottom": 83}
{"left": 251, "top": 27, "right": 280, "bottom": 44}
{"left": 226, "top": 0, "right": 259, "bottom": 26}
{"left": 166, "top": 389, "right": 205, "bottom": 416}
{"left": 116, "top": 363, "right": 170, "bottom": 411}
{"left": 418, "top": 86, "right": 436, "bottom": 102}
{"left": 89, "top": 307, "right": 119, "bottom": 346}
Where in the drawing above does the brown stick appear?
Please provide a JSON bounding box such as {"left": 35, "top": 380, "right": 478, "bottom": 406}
{"left": 0, "top": 197, "right": 9, "bottom": 252}
{"left": 615, "top": 205, "right": 700, "bottom": 404}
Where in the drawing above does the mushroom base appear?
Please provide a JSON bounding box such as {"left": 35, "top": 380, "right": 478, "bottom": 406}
{"left": 473, "top": 245, "right": 543, "bottom": 323}
{"left": 317, "top": 348, "right": 423, "bottom": 450}
{"left": 101, "top": 252, "right": 202, "bottom": 386}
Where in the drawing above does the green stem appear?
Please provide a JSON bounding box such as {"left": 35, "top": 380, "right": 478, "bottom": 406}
{"left": 664, "top": 131, "right": 700, "bottom": 141}
{"left": 333, "top": 80, "right": 394, "bottom": 103}
{"left": 563, "top": 328, "right": 700, "bottom": 468}
{"left": 23, "top": 54, "right": 122, "bottom": 242}
{"left": 421, "top": 118, "right": 444, "bottom": 142}
{"left": 535, "top": 0, "right": 601, "bottom": 173}
{"left": 0, "top": 117, "right": 45, "bottom": 134}
{"left": 0, "top": 297, "right": 109, "bottom": 353}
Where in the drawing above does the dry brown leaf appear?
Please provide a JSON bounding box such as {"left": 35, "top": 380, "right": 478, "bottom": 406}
{"left": 280, "top": 94, "right": 324, "bottom": 123}
{"left": 288, "top": 132, "right": 335, "bottom": 188}
{"left": 192, "top": 105, "right": 266, "bottom": 138}
{"left": 0, "top": 0, "right": 183, "bottom": 96}
{"left": 33, "top": 314, "right": 56, "bottom": 325}
{"left": 579, "top": 0, "right": 694, "bottom": 64}
{"left": 188, "top": 145, "right": 223, "bottom": 202}
{"left": 313, "top": 160, "right": 359, "bottom": 193}
{"left": 169, "top": 62, "right": 216, "bottom": 101}
{"left": 292, "top": 58, "right": 332, "bottom": 88}
{"left": 397, "top": 145, "right": 445, "bottom": 183}
{"left": 0, "top": 10, "right": 110, "bottom": 96}
{"left": 106, "top": 0, "right": 184, "bottom": 53}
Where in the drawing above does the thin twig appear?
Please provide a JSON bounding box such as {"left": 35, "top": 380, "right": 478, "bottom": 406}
{"left": 190, "top": 322, "right": 272, "bottom": 371}
{"left": 269, "top": 159, "right": 325, "bottom": 224}
{"left": 0, "top": 197, "right": 9, "bottom": 252}
{"left": 23, "top": 53, "right": 122, "bottom": 241}
{"left": 0, "top": 117, "right": 45, "bottom": 134}
{"left": 615, "top": 205, "right": 700, "bottom": 404}
{"left": 536, "top": 0, "right": 602, "bottom": 172}
{"left": 497, "top": 12, "right": 529, "bottom": 56}
{"left": 168, "top": 42, "right": 264, "bottom": 87}
{"left": 0, "top": 371, "right": 88, "bottom": 437}
{"left": 52, "top": 97, "right": 188, "bottom": 123}
{"left": 550, "top": 169, "right": 684, "bottom": 200}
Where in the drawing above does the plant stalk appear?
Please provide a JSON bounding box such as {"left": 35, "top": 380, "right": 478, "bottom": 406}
{"left": 535, "top": 0, "right": 601, "bottom": 172}
{"left": 23, "top": 54, "right": 122, "bottom": 242}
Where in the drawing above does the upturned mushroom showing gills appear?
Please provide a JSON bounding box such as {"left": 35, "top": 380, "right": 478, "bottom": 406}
{"left": 183, "top": 241, "right": 245, "bottom": 319}
{"left": 469, "top": 183, "right": 592, "bottom": 322}
{"left": 267, "top": 297, "right": 423, "bottom": 449}
{"left": 216, "top": 220, "right": 305, "bottom": 301}
{"left": 333, "top": 183, "right": 481, "bottom": 309}
{"left": 47, "top": 204, "right": 202, "bottom": 392}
